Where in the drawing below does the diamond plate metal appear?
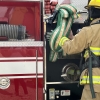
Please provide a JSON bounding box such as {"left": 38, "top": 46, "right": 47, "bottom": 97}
{"left": 0, "top": 39, "right": 43, "bottom": 47}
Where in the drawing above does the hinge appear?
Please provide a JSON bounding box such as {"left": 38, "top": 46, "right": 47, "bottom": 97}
{"left": 43, "top": 88, "right": 46, "bottom": 94}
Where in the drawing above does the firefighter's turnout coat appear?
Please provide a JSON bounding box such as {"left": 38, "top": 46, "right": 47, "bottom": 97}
{"left": 62, "top": 18, "right": 100, "bottom": 92}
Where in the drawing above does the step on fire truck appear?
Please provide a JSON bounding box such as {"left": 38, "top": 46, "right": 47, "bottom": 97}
{"left": 0, "top": 0, "right": 88, "bottom": 100}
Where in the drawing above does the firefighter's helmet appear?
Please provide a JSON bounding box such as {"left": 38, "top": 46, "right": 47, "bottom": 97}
{"left": 84, "top": 0, "right": 100, "bottom": 26}
{"left": 85, "top": 0, "right": 100, "bottom": 9}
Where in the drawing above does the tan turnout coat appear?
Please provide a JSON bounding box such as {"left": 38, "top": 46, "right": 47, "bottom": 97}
{"left": 62, "top": 18, "right": 100, "bottom": 92}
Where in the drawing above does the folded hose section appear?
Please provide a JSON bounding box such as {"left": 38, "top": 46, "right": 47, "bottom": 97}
{"left": 48, "top": 4, "right": 78, "bottom": 62}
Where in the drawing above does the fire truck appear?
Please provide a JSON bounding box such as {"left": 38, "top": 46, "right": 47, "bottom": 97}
{"left": 0, "top": 0, "right": 88, "bottom": 100}
{"left": 0, "top": 0, "right": 44, "bottom": 100}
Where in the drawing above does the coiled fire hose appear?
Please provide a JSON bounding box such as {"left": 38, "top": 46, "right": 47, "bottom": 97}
{"left": 0, "top": 24, "right": 27, "bottom": 40}
{"left": 48, "top": 4, "right": 78, "bottom": 62}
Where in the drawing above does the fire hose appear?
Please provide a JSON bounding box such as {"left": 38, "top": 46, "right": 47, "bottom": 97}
{"left": 47, "top": 4, "right": 78, "bottom": 62}
{"left": 47, "top": 4, "right": 96, "bottom": 99}
{"left": 0, "top": 24, "right": 29, "bottom": 40}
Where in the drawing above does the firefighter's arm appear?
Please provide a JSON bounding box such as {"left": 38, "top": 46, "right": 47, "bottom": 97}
{"left": 59, "top": 28, "right": 88, "bottom": 55}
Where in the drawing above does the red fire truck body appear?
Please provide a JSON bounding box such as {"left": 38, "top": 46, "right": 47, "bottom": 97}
{"left": 0, "top": 0, "right": 44, "bottom": 100}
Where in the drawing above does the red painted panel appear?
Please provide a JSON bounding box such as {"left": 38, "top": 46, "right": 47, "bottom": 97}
{"left": 0, "top": 47, "right": 43, "bottom": 100}
{"left": 0, "top": 2, "right": 41, "bottom": 40}
{"left": 0, "top": 1, "right": 43, "bottom": 100}
{"left": 0, "top": 47, "right": 43, "bottom": 57}
{"left": 0, "top": 2, "right": 40, "bottom": 6}
{"left": 0, "top": 78, "right": 43, "bottom": 100}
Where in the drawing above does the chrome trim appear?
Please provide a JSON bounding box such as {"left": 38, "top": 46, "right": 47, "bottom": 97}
{"left": 36, "top": 50, "right": 38, "bottom": 100}
{"left": 0, "top": 57, "right": 43, "bottom": 60}
{"left": 44, "top": 40, "right": 47, "bottom": 100}
{"left": 5, "top": 75, "right": 43, "bottom": 79}
{"left": 0, "top": 40, "right": 43, "bottom": 47}
{"left": 46, "top": 81, "right": 79, "bottom": 84}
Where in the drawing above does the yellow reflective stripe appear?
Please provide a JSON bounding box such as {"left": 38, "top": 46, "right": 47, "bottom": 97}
{"left": 82, "top": 78, "right": 100, "bottom": 81}
{"left": 90, "top": 47, "right": 100, "bottom": 50}
{"left": 84, "top": 50, "right": 89, "bottom": 58}
{"left": 80, "top": 76, "right": 100, "bottom": 84}
{"left": 83, "top": 76, "right": 100, "bottom": 78}
{"left": 84, "top": 47, "right": 100, "bottom": 58}
{"left": 80, "top": 81, "right": 100, "bottom": 84}
{"left": 97, "top": 0, "right": 100, "bottom": 2}
{"left": 90, "top": 51, "right": 100, "bottom": 55}
{"left": 90, "top": 47, "right": 100, "bottom": 55}
{"left": 59, "top": 37, "right": 69, "bottom": 46}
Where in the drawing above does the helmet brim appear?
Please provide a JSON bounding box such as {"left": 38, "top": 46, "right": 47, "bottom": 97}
{"left": 85, "top": 5, "right": 100, "bottom": 9}
{"left": 84, "top": 5, "right": 90, "bottom": 9}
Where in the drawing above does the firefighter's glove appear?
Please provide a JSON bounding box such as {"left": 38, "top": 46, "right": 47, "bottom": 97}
{"left": 59, "top": 37, "right": 69, "bottom": 47}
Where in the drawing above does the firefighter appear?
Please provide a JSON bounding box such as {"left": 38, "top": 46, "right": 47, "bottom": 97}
{"left": 58, "top": 0, "right": 100, "bottom": 100}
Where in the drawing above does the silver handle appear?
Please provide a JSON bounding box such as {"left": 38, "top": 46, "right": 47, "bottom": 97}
{"left": 36, "top": 50, "right": 38, "bottom": 100}
{"left": 44, "top": 40, "right": 47, "bottom": 100}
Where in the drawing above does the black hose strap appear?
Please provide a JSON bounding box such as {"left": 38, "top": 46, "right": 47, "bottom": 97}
{"left": 88, "top": 47, "right": 96, "bottom": 98}
{"left": 17, "top": 25, "right": 22, "bottom": 40}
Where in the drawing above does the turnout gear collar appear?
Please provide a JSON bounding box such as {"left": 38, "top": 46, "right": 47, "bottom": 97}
{"left": 90, "top": 18, "right": 100, "bottom": 25}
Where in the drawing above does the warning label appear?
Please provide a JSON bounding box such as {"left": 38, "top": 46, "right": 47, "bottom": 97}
{"left": 61, "top": 90, "right": 70, "bottom": 96}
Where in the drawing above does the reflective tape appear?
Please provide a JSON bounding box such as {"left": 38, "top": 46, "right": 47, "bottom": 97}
{"left": 90, "top": 47, "right": 100, "bottom": 55}
{"left": 80, "top": 76, "right": 100, "bottom": 84}
{"left": 84, "top": 47, "right": 100, "bottom": 58}
{"left": 59, "top": 37, "right": 69, "bottom": 46}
